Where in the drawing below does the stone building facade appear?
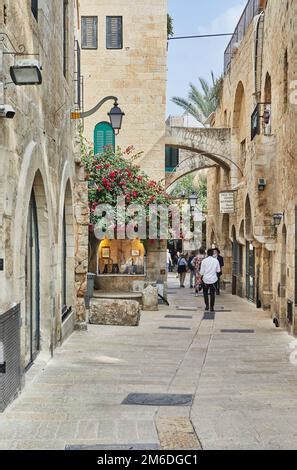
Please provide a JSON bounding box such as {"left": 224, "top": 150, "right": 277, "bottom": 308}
{"left": 79, "top": 0, "right": 168, "bottom": 291}
{"left": 0, "top": 0, "right": 88, "bottom": 393}
{"left": 206, "top": 0, "right": 297, "bottom": 333}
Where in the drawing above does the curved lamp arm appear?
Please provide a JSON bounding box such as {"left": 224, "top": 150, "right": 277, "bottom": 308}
{"left": 71, "top": 95, "right": 118, "bottom": 119}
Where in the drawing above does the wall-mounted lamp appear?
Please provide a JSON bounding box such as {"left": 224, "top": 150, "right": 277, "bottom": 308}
{"left": 272, "top": 213, "right": 283, "bottom": 226}
{"left": 0, "top": 32, "right": 41, "bottom": 120}
{"left": 258, "top": 178, "right": 266, "bottom": 191}
{"left": 10, "top": 59, "right": 42, "bottom": 85}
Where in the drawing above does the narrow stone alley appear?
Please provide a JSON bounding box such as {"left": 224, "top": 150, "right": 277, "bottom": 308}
{"left": 0, "top": 274, "right": 296, "bottom": 450}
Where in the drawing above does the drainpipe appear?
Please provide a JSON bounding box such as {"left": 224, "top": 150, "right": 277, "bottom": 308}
{"left": 0, "top": 47, "right": 4, "bottom": 106}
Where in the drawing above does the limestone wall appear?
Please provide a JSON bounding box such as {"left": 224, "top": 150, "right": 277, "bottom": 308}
{"left": 79, "top": 0, "right": 167, "bottom": 182}
{"left": 207, "top": 0, "right": 297, "bottom": 332}
{"left": 0, "top": 0, "right": 88, "bottom": 367}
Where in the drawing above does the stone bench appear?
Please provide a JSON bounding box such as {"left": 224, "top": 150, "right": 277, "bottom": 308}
{"left": 89, "top": 298, "right": 140, "bottom": 326}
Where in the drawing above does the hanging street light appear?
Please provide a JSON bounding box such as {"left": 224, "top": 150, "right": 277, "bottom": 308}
{"left": 108, "top": 101, "right": 125, "bottom": 135}
{"left": 71, "top": 95, "right": 125, "bottom": 135}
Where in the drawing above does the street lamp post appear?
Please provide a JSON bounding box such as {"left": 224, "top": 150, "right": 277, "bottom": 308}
{"left": 71, "top": 95, "right": 125, "bottom": 134}
{"left": 188, "top": 193, "right": 198, "bottom": 213}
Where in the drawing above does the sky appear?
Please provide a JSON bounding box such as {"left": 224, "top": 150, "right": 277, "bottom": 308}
{"left": 167, "top": 0, "right": 246, "bottom": 117}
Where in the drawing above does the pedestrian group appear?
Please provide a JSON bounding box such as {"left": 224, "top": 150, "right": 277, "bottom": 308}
{"left": 167, "top": 247, "right": 224, "bottom": 312}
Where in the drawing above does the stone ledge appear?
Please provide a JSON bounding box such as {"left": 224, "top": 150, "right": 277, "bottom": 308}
{"left": 89, "top": 298, "right": 140, "bottom": 326}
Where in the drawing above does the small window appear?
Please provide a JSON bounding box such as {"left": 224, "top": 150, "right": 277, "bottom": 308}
{"left": 81, "top": 16, "right": 98, "bottom": 49}
{"left": 240, "top": 139, "right": 246, "bottom": 164}
{"left": 94, "top": 122, "right": 115, "bottom": 155}
{"left": 31, "top": 0, "right": 38, "bottom": 21}
{"left": 165, "top": 147, "right": 179, "bottom": 172}
{"left": 106, "top": 16, "right": 123, "bottom": 49}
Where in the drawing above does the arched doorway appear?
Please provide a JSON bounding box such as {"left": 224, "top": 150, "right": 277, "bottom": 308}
{"left": 24, "top": 170, "right": 51, "bottom": 367}
{"left": 231, "top": 225, "right": 243, "bottom": 297}
{"left": 61, "top": 180, "right": 75, "bottom": 322}
{"left": 25, "top": 189, "right": 40, "bottom": 368}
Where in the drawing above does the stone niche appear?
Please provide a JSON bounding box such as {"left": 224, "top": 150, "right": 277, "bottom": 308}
{"left": 89, "top": 298, "right": 140, "bottom": 326}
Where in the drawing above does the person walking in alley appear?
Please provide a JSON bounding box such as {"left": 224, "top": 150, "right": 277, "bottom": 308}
{"left": 213, "top": 247, "right": 224, "bottom": 295}
{"left": 200, "top": 248, "right": 221, "bottom": 311}
{"left": 166, "top": 249, "right": 173, "bottom": 272}
{"left": 177, "top": 253, "right": 188, "bottom": 288}
{"left": 191, "top": 247, "right": 206, "bottom": 297}
{"left": 188, "top": 251, "right": 196, "bottom": 288}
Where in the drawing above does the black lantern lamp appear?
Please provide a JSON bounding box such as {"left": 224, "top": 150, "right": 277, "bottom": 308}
{"left": 272, "top": 213, "right": 283, "bottom": 226}
{"left": 188, "top": 193, "right": 198, "bottom": 212}
{"left": 108, "top": 101, "right": 125, "bottom": 135}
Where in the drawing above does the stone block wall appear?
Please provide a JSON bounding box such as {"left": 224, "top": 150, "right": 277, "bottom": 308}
{"left": 79, "top": 0, "right": 167, "bottom": 182}
{"left": 206, "top": 0, "right": 297, "bottom": 332}
{"left": 0, "top": 1, "right": 88, "bottom": 368}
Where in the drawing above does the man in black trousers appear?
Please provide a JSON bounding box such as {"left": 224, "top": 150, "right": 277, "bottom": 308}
{"left": 199, "top": 248, "right": 221, "bottom": 312}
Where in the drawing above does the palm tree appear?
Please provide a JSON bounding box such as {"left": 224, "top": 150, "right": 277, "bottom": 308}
{"left": 171, "top": 72, "right": 223, "bottom": 126}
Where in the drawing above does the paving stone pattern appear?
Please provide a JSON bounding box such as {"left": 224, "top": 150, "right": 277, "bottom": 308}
{"left": 0, "top": 273, "right": 297, "bottom": 450}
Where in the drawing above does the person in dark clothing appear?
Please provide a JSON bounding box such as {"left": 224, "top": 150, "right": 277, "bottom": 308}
{"left": 177, "top": 253, "right": 188, "bottom": 288}
{"left": 213, "top": 248, "right": 224, "bottom": 295}
{"left": 188, "top": 251, "right": 196, "bottom": 288}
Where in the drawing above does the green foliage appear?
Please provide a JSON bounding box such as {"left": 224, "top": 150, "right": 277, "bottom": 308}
{"left": 171, "top": 72, "right": 223, "bottom": 125}
{"left": 170, "top": 174, "right": 207, "bottom": 211}
{"left": 167, "top": 14, "right": 174, "bottom": 38}
{"left": 80, "top": 134, "right": 171, "bottom": 226}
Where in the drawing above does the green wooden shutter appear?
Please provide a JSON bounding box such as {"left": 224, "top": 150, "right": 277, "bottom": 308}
{"left": 94, "top": 122, "right": 115, "bottom": 155}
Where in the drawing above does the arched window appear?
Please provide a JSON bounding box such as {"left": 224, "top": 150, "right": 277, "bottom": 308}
{"left": 94, "top": 121, "right": 115, "bottom": 155}
{"left": 264, "top": 73, "right": 272, "bottom": 135}
{"left": 245, "top": 195, "right": 253, "bottom": 240}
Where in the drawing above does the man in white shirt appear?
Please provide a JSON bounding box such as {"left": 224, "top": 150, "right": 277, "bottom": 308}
{"left": 166, "top": 249, "right": 173, "bottom": 272}
{"left": 199, "top": 248, "right": 221, "bottom": 311}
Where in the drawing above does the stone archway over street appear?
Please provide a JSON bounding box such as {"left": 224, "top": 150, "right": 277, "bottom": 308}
{"left": 165, "top": 126, "right": 231, "bottom": 188}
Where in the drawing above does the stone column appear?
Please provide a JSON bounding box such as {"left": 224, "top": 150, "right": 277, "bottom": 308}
{"left": 73, "top": 161, "right": 89, "bottom": 330}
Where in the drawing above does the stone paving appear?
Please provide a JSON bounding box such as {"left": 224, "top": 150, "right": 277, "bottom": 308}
{"left": 0, "top": 273, "right": 297, "bottom": 450}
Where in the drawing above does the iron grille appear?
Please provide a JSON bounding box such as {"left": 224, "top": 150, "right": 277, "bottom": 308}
{"left": 0, "top": 304, "right": 21, "bottom": 412}
{"left": 224, "top": 0, "right": 262, "bottom": 73}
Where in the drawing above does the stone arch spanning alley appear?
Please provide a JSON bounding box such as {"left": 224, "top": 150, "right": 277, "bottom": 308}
{"left": 164, "top": 126, "right": 231, "bottom": 189}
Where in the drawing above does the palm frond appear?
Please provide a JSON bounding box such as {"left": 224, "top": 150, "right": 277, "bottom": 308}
{"left": 171, "top": 72, "right": 222, "bottom": 125}
{"left": 171, "top": 96, "right": 205, "bottom": 125}
{"left": 198, "top": 77, "right": 211, "bottom": 97}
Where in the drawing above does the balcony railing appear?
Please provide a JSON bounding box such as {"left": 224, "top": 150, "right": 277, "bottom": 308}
{"left": 224, "top": 0, "right": 263, "bottom": 74}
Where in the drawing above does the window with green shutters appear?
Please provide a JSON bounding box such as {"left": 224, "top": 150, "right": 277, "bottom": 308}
{"left": 106, "top": 16, "right": 123, "bottom": 49}
{"left": 94, "top": 122, "right": 115, "bottom": 155}
{"left": 81, "top": 16, "right": 98, "bottom": 49}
